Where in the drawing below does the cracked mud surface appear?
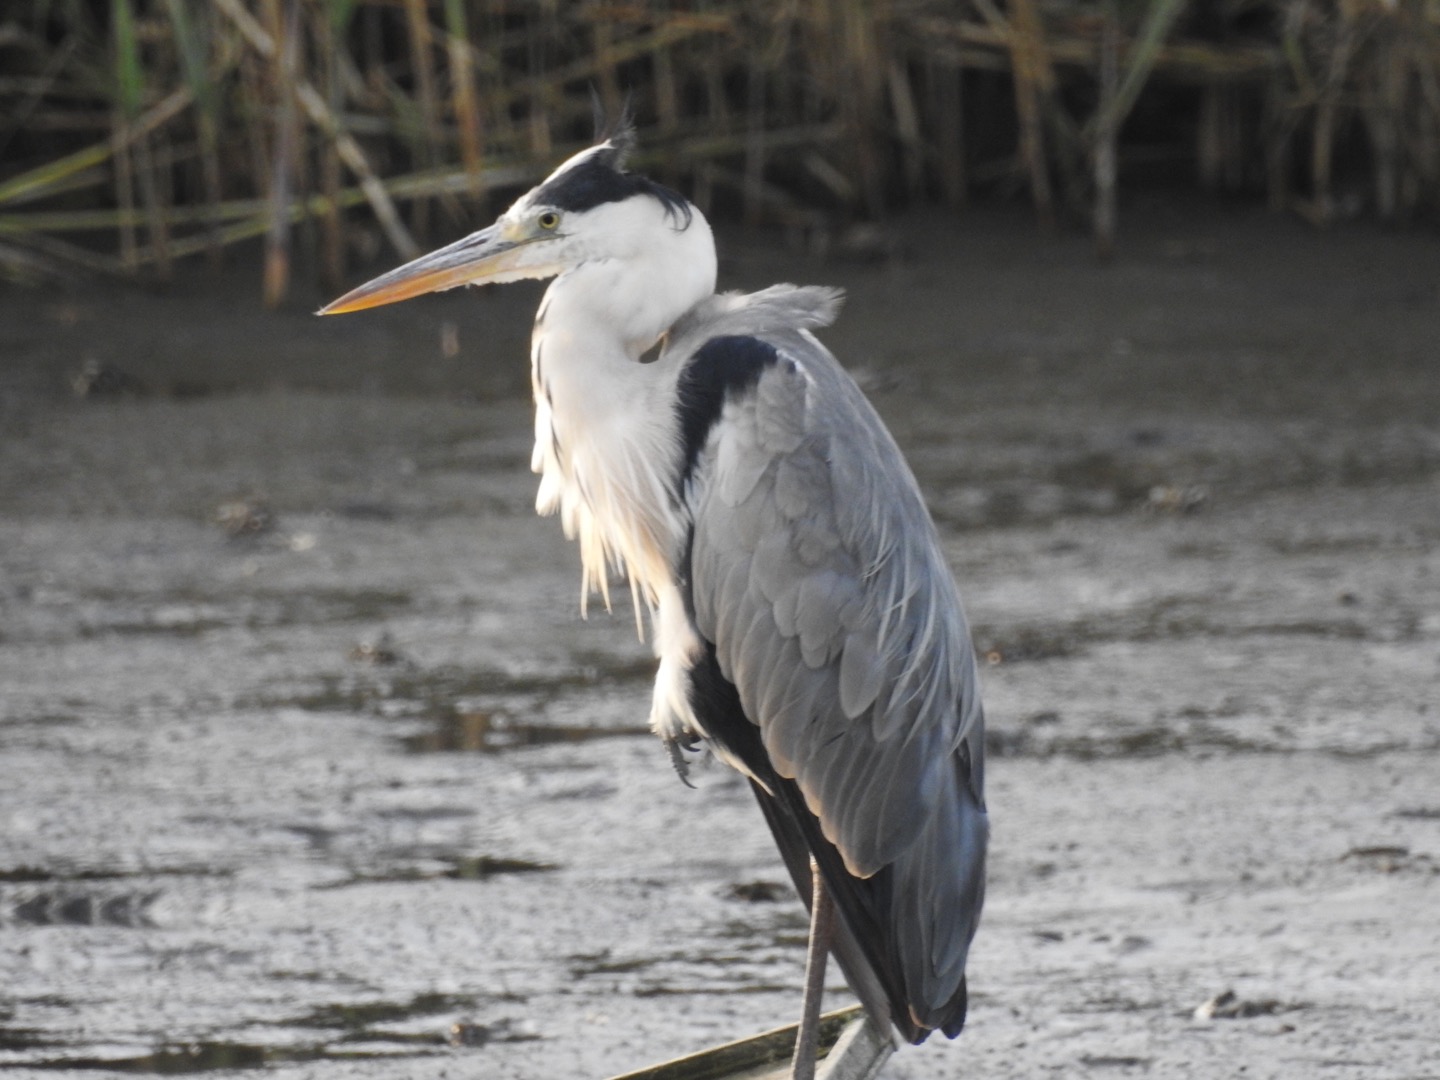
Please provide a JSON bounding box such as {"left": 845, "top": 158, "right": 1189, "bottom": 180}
{"left": 2, "top": 201, "right": 1438, "bottom": 1078}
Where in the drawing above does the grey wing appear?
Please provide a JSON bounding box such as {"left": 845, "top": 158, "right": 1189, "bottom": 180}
{"left": 683, "top": 329, "right": 987, "bottom": 1030}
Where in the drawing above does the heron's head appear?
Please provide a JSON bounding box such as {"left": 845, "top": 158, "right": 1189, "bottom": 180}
{"left": 319, "top": 125, "right": 716, "bottom": 329}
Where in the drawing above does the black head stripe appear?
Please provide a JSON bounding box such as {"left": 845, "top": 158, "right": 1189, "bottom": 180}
{"left": 535, "top": 154, "right": 692, "bottom": 228}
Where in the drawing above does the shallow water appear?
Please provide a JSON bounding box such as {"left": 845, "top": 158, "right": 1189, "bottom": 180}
{"left": 2, "top": 203, "right": 1438, "bottom": 1078}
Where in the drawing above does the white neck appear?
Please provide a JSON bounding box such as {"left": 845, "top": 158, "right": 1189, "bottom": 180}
{"left": 527, "top": 202, "right": 717, "bottom": 624}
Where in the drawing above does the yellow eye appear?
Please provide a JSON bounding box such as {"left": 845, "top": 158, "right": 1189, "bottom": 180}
{"left": 537, "top": 211, "right": 561, "bottom": 230}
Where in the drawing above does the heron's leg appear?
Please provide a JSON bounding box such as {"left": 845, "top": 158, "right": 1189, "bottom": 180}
{"left": 789, "top": 855, "right": 836, "bottom": 1080}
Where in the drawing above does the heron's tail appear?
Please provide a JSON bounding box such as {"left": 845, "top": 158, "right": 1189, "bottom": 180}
{"left": 879, "top": 739, "right": 987, "bottom": 1037}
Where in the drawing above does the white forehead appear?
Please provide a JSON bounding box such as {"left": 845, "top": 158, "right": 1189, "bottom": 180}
{"left": 546, "top": 141, "right": 617, "bottom": 182}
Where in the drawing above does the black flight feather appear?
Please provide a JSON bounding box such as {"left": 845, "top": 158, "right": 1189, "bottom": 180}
{"left": 684, "top": 641, "right": 964, "bottom": 1044}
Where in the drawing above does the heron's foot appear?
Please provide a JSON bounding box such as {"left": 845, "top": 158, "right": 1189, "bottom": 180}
{"left": 664, "top": 734, "right": 701, "bottom": 788}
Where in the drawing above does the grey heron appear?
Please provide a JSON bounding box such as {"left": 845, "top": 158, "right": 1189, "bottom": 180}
{"left": 321, "top": 122, "right": 987, "bottom": 1075}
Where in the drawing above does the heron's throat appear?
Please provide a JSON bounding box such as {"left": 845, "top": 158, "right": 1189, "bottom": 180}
{"left": 545, "top": 221, "right": 717, "bottom": 359}
{"left": 529, "top": 281, "right": 700, "bottom": 629}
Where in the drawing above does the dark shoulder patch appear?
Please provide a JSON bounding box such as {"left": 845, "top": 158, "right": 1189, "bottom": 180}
{"left": 673, "top": 335, "right": 779, "bottom": 497}
{"left": 535, "top": 159, "right": 692, "bottom": 226}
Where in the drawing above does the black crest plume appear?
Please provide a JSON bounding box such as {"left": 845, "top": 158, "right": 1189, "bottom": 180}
{"left": 590, "top": 89, "right": 637, "bottom": 170}
{"left": 533, "top": 92, "right": 690, "bottom": 227}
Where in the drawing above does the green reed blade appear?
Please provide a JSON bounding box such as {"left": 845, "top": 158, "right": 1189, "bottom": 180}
{"left": 327, "top": 0, "right": 361, "bottom": 34}
{"left": 111, "top": 0, "right": 143, "bottom": 120}
{"left": 162, "top": 0, "right": 218, "bottom": 119}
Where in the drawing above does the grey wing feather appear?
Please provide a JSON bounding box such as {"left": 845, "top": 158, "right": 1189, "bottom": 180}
{"left": 689, "top": 329, "right": 981, "bottom": 860}
{"left": 683, "top": 322, "right": 987, "bottom": 1027}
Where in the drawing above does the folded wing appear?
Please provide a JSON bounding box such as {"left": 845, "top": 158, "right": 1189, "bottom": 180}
{"left": 676, "top": 324, "right": 988, "bottom": 1039}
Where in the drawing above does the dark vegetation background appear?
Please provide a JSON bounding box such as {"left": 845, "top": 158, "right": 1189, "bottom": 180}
{"left": 3, "top": 0, "right": 1439, "bottom": 302}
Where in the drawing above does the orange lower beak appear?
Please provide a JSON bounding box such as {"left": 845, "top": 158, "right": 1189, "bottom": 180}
{"left": 318, "top": 223, "right": 525, "bottom": 315}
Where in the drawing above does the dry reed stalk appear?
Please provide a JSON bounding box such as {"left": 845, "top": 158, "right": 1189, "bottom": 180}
{"left": 261, "top": 0, "right": 300, "bottom": 306}
{"left": 41, "top": 157, "right": 539, "bottom": 270}
{"left": 1365, "top": 13, "right": 1404, "bottom": 220}
{"left": 496, "top": 15, "right": 731, "bottom": 121}
{"left": 0, "top": 164, "right": 109, "bottom": 207}
{"left": 998, "top": 0, "right": 1056, "bottom": 227}
{"left": 110, "top": 121, "right": 139, "bottom": 269}
{"left": 215, "top": 0, "right": 417, "bottom": 261}
{"left": 443, "top": 0, "right": 485, "bottom": 199}
{"left": 237, "top": 49, "right": 273, "bottom": 231}
{"left": 1091, "top": 0, "right": 1187, "bottom": 247}
{"left": 401, "top": 0, "right": 440, "bottom": 236}
{"left": 0, "top": 35, "right": 78, "bottom": 163}
{"left": 115, "top": 0, "right": 172, "bottom": 282}
{"left": 355, "top": 3, "right": 383, "bottom": 107}
{"left": 1095, "top": 0, "right": 1189, "bottom": 133}
{"left": 162, "top": 0, "right": 226, "bottom": 266}
{"left": 3, "top": 225, "right": 129, "bottom": 277}
{"left": 801, "top": 150, "right": 857, "bottom": 205}
{"left": 316, "top": 4, "right": 346, "bottom": 288}
{"left": 1309, "top": 5, "right": 1364, "bottom": 226}
{"left": 661, "top": 121, "right": 847, "bottom": 160}
{"left": 840, "top": 0, "right": 888, "bottom": 217}
{"left": 109, "top": 0, "right": 141, "bottom": 269}
{"left": 0, "top": 157, "right": 532, "bottom": 239}
{"left": 0, "top": 86, "right": 194, "bottom": 207}
{"left": 909, "top": 16, "right": 1280, "bottom": 80}
{"left": 134, "top": 126, "right": 173, "bottom": 277}
{"left": 2, "top": 204, "right": 223, "bottom": 234}
{"left": 1094, "top": 0, "right": 1119, "bottom": 259}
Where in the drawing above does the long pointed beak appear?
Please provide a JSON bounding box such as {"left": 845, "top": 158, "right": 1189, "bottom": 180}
{"left": 318, "top": 223, "right": 525, "bottom": 315}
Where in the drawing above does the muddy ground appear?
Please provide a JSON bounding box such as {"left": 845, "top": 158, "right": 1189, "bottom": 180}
{"left": 1, "top": 198, "right": 1438, "bottom": 1079}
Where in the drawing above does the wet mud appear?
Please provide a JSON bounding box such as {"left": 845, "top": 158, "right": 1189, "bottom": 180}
{"left": 2, "top": 201, "right": 1438, "bottom": 1078}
